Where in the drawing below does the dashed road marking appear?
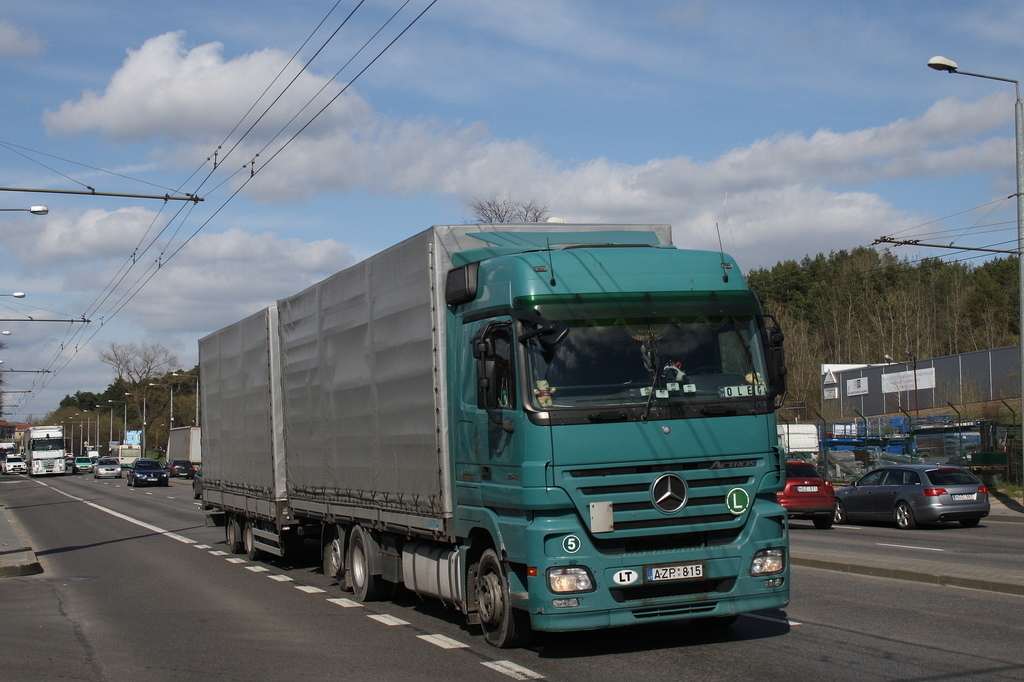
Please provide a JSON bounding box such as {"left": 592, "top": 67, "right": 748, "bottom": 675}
{"left": 246, "top": 565, "right": 270, "bottom": 573}
{"left": 193, "top": 544, "right": 211, "bottom": 549}
{"left": 209, "top": 550, "right": 228, "bottom": 556}
{"left": 481, "top": 661, "right": 545, "bottom": 680}
{"left": 327, "top": 597, "right": 362, "bottom": 608}
{"left": 295, "top": 585, "right": 326, "bottom": 593}
{"left": 417, "top": 634, "right": 468, "bottom": 649}
{"left": 368, "top": 614, "right": 409, "bottom": 626}
{"left": 226, "top": 557, "right": 246, "bottom": 564}
{"left": 877, "top": 542, "right": 944, "bottom": 552}
{"left": 268, "top": 574, "right": 294, "bottom": 582}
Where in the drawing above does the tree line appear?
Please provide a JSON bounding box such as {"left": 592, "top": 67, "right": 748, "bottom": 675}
{"left": 745, "top": 247, "right": 1020, "bottom": 419}
{"left": 46, "top": 342, "right": 198, "bottom": 457}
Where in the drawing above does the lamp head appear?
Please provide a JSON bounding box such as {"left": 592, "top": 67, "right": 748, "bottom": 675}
{"left": 928, "top": 56, "right": 959, "bottom": 73}
{"left": 884, "top": 354, "right": 895, "bottom": 363}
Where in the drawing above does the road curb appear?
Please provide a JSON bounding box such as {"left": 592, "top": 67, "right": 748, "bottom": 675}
{"left": 792, "top": 556, "right": 1024, "bottom": 597}
{"left": 0, "top": 503, "right": 43, "bottom": 578}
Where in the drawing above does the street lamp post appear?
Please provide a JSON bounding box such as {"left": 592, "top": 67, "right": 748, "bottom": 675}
{"left": 0, "top": 206, "right": 48, "bottom": 215}
{"left": 929, "top": 56, "right": 1024, "bottom": 485}
{"left": 884, "top": 351, "right": 919, "bottom": 416}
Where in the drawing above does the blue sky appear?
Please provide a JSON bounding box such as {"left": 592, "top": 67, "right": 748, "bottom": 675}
{"left": 1, "top": 0, "right": 1022, "bottom": 419}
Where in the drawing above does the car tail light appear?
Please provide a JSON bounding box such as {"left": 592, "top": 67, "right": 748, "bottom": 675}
{"left": 924, "top": 488, "right": 948, "bottom": 497}
{"left": 978, "top": 485, "right": 988, "bottom": 494}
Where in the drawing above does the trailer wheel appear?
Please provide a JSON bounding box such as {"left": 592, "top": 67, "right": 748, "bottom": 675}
{"left": 243, "top": 520, "right": 263, "bottom": 561}
{"left": 225, "top": 515, "right": 244, "bottom": 554}
{"left": 347, "top": 525, "right": 383, "bottom": 602}
{"left": 475, "top": 549, "right": 532, "bottom": 649}
{"left": 322, "top": 527, "right": 350, "bottom": 591}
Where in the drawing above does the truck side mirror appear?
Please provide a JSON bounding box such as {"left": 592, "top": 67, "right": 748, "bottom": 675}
{"left": 762, "top": 322, "right": 788, "bottom": 399}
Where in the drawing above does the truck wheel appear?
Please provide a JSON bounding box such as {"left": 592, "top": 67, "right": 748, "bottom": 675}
{"left": 347, "top": 525, "right": 383, "bottom": 601}
{"left": 322, "top": 528, "right": 350, "bottom": 590}
{"left": 475, "top": 549, "right": 531, "bottom": 649}
{"left": 243, "top": 521, "right": 263, "bottom": 561}
{"left": 225, "top": 516, "right": 244, "bottom": 554}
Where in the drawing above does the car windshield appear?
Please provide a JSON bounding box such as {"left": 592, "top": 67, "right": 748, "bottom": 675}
{"left": 75, "top": 457, "right": 91, "bottom": 463}
{"left": 135, "top": 461, "right": 162, "bottom": 470}
{"left": 926, "top": 468, "right": 979, "bottom": 486}
{"left": 786, "top": 463, "right": 821, "bottom": 478}
{"left": 6, "top": 456, "right": 24, "bottom": 463}
{"left": 97, "top": 458, "right": 117, "bottom": 465}
{"left": 522, "top": 291, "right": 771, "bottom": 410}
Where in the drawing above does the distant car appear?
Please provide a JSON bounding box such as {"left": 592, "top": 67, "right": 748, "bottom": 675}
{"left": 93, "top": 457, "right": 123, "bottom": 479}
{"left": 166, "top": 459, "right": 198, "bottom": 479}
{"left": 73, "top": 456, "right": 95, "bottom": 473}
{"left": 834, "top": 464, "right": 990, "bottom": 529}
{"left": 2, "top": 455, "right": 27, "bottom": 475}
{"left": 777, "top": 461, "right": 835, "bottom": 529}
{"left": 126, "top": 458, "right": 169, "bottom": 487}
{"left": 192, "top": 465, "right": 203, "bottom": 500}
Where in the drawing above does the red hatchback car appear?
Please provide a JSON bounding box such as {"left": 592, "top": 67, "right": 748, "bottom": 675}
{"left": 777, "top": 461, "right": 835, "bottom": 529}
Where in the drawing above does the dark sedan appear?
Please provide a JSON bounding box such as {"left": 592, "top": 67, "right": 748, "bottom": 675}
{"left": 126, "top": 458, "right": 170, "bottom": 487}
{"left": 166, "top": 459, "right": 198, "bottom": 479}
{"left": 834, "top": 464, "right": 989, "bottom": 529}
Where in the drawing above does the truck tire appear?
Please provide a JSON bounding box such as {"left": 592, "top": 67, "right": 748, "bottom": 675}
{"left": 322, "top": 527, "right": 350, "bottom": 591}
{"left": 225, "top": 515, "right": 244, "bottom": 554}
{"left": 475, "top": 549, "right": 531, "bottom": 649}
{"left": 347, "top": 525, "right": 384, "bottom": 602}
{"left": 243, "top": 520, "right": 263, "bottom": 561}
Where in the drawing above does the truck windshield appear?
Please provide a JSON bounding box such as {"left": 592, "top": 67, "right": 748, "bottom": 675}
{"left": 520, "top": 291, "right": 772, "bottom": 411}
{"left": 31, "top": 438, "right": 65, "bottom": 451}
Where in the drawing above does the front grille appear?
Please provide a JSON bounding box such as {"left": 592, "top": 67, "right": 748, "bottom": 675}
{"left": 610, "top": 577, "right": 735, "bottom": 603}
{"left": 561, "top": 459, "right": 760, "bottom": 535}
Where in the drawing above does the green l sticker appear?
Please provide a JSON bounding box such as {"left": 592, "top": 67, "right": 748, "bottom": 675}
{"left": 726, "top": 487, "right": 750, "bottom": 515}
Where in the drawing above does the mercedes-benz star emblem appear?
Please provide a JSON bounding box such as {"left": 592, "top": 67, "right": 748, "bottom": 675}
{"left": 651, "top": 473, "right": 688, "bottom": 513}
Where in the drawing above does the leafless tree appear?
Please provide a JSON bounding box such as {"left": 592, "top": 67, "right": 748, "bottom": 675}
{"left": 467, "top": 195, "right": 550, "bottom": 223}
{"left": 98, "top": 341, "right": 179, "bottom": 386}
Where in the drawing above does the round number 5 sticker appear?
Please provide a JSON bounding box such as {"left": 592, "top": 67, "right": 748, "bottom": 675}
{"left": 726, "top": 487, "right": 750, "bottom": 515}
{"left": 562, "top": 535, "right": 581, "bottom": 554}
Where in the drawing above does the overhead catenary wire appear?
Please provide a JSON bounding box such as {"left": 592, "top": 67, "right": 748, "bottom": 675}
{"left": 4, "top": 1, "right": 441, "bottom": 417}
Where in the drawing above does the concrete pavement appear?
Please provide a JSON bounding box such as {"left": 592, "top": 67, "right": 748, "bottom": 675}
{"left": 2, "top": 481, "right": 1022, "bottom": 593}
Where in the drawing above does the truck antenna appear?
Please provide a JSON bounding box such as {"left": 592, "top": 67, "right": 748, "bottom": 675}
{"left": 715, "top": 223, "right": 729, "bottom": 282}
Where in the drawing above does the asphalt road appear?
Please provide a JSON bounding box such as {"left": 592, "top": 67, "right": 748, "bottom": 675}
{"left": 2, "top": 473, "right": 1023, "bottom": 681}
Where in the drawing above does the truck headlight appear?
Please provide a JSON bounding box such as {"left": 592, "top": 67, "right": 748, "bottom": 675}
{"left": 749, "top": 548, "right": 785, "bottom": 576}
{"left": 547, "top": 566, "right": 595, "bottom": 593}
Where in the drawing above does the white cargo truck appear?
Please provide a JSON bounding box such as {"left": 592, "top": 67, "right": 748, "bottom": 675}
{"left": 24, "top": 425, "right": 68, "bottom": 476}
{"left": 166, "top": 426, "right": 201, "bottom": 463}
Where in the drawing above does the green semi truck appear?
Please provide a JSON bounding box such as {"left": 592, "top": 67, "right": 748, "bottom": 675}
{"left": 199, "top": 223, "right": 790, "bottom": 647}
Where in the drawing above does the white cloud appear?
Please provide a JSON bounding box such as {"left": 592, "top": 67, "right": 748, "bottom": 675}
{"left": 0, "top": 20, "right": 43, "bottom": 57}
{"left": 37, "top": 30, "right": 1015, "bottom": 274}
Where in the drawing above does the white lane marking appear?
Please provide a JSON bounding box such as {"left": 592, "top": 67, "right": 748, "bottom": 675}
{"left": 246, "top": 565, "right": 270, "bottom": 573}
{"left": 327, "top": 598, "right": 362, "bottom": 608}
{"left": 193, "top": 544, "right": 211, "bottom": 549}
{"left": 34, "top": 480, "right": 196, "bottom": 544}
{"left": 367, "top": 614, "right": 409, "bottom": 626}
{"left": 744, "top": 612, "right": 802, "bottom": 626}
{"left": 268, "top": 575, "right": 293, "bottom": 582}
{"left": 209, "top": 550, "right": 228, "bottom": 556}
{"left": 295, "top": 585, "right": 326, "bottom": 594}
{"left": 226, "top": 557, "right": 246, "bottom": 564}
{"left": 481, "top": 661, "right": 545, "bottom": 680}
{"left": 417, "top": 634, "right": 468, "bottom": 649}
{"left": 877, "top": 543, "right": 945, "bottom": 552}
